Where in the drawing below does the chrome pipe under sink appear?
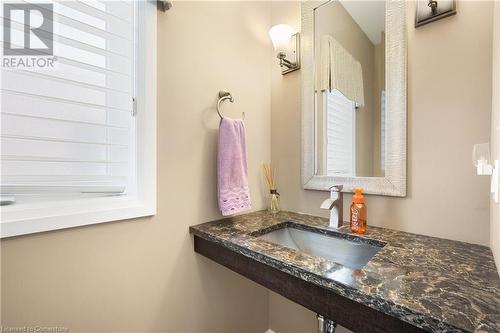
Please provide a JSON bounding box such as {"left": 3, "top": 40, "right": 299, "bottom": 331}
{"left": 317, "top": 315, "right": 337, "bottom": 333}
{"left": 257, "top": 227, "right": 381, "bottom": 269}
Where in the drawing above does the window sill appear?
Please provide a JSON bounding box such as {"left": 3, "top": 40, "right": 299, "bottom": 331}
{"left": 1, "top": 195, "right": 156, "bottom": 238}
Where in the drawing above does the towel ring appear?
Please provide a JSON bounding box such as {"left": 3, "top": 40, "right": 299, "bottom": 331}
{"left": 217, "top": 91, "right": 244, "bottom": 120}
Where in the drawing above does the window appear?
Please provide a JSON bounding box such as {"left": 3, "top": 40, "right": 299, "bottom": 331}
{"left": 0, "top": 1, "right": 156, "bottom": 237}
{"left": 325, "top": 89, "right": 356, "bottom": 177}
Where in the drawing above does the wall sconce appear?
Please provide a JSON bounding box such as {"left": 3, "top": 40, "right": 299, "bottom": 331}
{"left": 157, "top": 0, "right": 172, "bottom": 12}
{"left": 269, "top": 24, "right": 300, "bottom": 75}
{"left": 415, "top": 0, "right": 456, "bottom": 27}
{"left": 473, "top": 143, "right": 499, "bottom": 203}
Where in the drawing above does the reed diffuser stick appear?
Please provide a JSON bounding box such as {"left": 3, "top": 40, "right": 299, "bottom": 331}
{"left": 262, "top": 163, "right": 280, "bottom": 213}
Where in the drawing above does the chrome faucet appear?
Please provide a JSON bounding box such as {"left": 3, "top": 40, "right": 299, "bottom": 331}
{"left": 320, "top": 185, "right": 343, "bottom": 229}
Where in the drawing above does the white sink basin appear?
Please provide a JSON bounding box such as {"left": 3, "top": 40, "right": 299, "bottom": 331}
{"left": 257, "top": 227, "right": 381, "bottom": 269}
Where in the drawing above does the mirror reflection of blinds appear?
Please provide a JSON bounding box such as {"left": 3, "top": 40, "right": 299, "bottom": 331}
{"left": 1, "top": 1, "right": 135, "bottom": 195}
{"left": 325, "top": 90, "right": 356, "bottom": 177}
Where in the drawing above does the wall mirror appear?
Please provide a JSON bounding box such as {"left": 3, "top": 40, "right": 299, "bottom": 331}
{"left": 301, "top": 1, "right": 407, "bottom": 196}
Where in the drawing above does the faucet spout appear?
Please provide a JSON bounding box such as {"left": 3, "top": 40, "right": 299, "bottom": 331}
{"left": 320, "top": 198, "right": 336, "bottom": 210}
{"left": 320, "top": 185, "right": 344, "bottom": 229}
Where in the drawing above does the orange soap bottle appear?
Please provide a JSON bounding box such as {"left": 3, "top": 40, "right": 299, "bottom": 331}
{"left": 350, "top": 188, "right": 367, "bottom": 234}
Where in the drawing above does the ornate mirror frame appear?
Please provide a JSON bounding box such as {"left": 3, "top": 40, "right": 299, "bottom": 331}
{"left": 301, "top": 1, "right": 407, "bottom": 196}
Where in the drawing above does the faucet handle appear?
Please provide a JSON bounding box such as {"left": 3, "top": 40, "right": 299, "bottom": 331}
{"left": 329, "top": 185, "right": 343, "bottom": 192}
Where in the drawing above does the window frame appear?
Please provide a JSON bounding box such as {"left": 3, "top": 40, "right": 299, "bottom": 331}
{"left": 0, "top": 1, "right": 157, "bottom": 238}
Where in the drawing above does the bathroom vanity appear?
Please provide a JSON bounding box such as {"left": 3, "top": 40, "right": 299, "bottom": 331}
{"left": 190, "top": 211, "right": 500, "bottom": 333}
{"left": 190, "top": 1, "right": 500, "bottom": 332}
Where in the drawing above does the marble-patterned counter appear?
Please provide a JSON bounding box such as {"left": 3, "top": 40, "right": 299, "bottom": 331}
{"left": 190, "top": 211, "right": 500, "bottom": 333}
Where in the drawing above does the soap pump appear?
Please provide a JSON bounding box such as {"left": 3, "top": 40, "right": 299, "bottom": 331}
{"left": 350, "top": 188, "right": 367, "bottom": 234}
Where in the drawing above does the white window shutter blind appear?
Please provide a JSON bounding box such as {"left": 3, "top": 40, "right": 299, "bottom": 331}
{"left": 325, "top": 89, "right": 356, "bottom": 177}
{"left": 1, "top": 1, "right": 135, "bottom": 195}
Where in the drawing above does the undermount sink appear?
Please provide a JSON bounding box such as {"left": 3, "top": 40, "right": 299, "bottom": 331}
{"left": 257, "top": 227, "right": 382, "bottom": 269}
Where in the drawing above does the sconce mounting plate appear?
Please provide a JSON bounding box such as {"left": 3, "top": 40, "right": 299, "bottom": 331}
{"left": 281, "top": 33, "right": 301, "bottom": 75}
{"left": 415, "top": 0, "right": 456, "bottom": 27}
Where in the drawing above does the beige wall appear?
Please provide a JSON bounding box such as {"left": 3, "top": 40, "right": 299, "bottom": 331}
{"left": 270, "top": 1, "right": 493, "bottom": 332}
{"left": 492, "top": 1, "right": 500, "bottom": 271}
{"left": 1, "top": 2, "right": 272, "bottom": 332}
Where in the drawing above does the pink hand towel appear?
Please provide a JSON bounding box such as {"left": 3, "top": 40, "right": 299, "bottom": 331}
{"left": 218, "top": 118, "right": 251, "bottom": 216}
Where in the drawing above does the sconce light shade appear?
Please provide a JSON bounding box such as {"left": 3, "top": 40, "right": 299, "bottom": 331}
{"left": 269, "top": 24, "right": 300, "bottom": 75}
{"left": 269, "top": 24, "right": 294, "bottom": 53}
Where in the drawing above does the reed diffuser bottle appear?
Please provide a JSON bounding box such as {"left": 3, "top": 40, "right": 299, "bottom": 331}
{"left": 262, "top": 163, "right": 280, "bottom": 213}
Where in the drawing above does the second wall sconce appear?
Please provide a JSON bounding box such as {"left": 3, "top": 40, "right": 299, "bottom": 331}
{"left": 269, "top": 24, "right": 300, "bottom": 75}
{"left": 415, "top": 0, "right": 456, "bottom": 27}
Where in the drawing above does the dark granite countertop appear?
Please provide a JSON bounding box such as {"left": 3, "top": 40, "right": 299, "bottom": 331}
{"left": 190, "top": 211, "right": 500, "bottom": 333}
